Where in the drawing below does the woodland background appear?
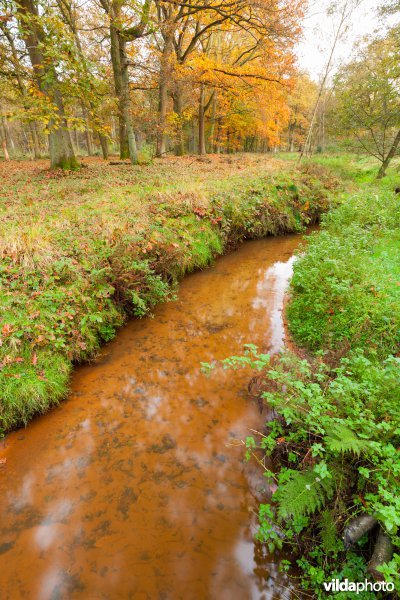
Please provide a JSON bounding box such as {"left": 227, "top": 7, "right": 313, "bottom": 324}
{"left": 2, "top": 0, "right": 398, "bottom": 173}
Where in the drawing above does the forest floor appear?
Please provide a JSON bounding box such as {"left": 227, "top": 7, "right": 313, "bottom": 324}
{"left": 0, "top": 153, "right": 339, "bottom": 433}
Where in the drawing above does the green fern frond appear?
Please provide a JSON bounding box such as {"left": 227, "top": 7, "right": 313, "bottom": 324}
{"left": 324, "top": 423, "right": 367, "bottom": 455}
{"left": 277, "top": 469, "right": 335, "bottom": 519}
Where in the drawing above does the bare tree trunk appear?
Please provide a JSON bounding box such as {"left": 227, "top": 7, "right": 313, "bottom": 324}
{"left": 73, "top": 128, "right": 79, "bottom": 154}
{"left": 2, "top": 117, "right": 14, "bottom": 155}
{"left": 1, "top": 119, "right": 10, "bottom": 160}
{"left": 109, "top": 13, "right": 129, "bottom": 160}
{"left": 2, "top": 140, "right": 10, "bottom": 160}
{"left": 119, "top": 36, "right": 137, "bottom": 164}
{"left": 28, "top": 122, "right": 41, "bottom": 158}
{"left": 156, "top": 32, "right": 173, "bottom": 157}
{"left": 215, "top": 118, "right": 221, "bottom": 153}
{"left": 208, "top": 92, "right": 217, "bottom": 153}
{"left": 98, "top": 133, "right": 109, "bottom": 159}
{"left": 82, "top": 105, "right": 94, "bottom": 156}
{"left": 377, "top": 129, "right": 400, "bottom": 179}
{"left": 157, "top": 79, "right": 169, "bottom": 157}
{"left": 173, "top": 84, "right": 185, "bottom": 156}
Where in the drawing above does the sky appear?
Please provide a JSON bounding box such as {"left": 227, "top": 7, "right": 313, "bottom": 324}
{"left": 296, "top": 0, "right": 397, "bottom": 80}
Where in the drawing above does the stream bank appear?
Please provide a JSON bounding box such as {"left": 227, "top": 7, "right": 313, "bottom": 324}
{"left": 0, "top": 159, "right": 339, "bottom": 432}
{"left": 239, "top": 183, "right": 400, "bottom": 598}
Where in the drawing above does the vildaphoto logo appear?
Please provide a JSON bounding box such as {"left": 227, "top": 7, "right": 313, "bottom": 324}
{"left": 323, "top": 579, "right": 395, "bottom": 594}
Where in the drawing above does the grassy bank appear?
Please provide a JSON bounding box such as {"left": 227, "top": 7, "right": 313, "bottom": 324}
{"left": 0, "top": 155, "right": 338, "bottom": 434}
{"left": 232, "top": 158, "right": 400, "bottom": 598}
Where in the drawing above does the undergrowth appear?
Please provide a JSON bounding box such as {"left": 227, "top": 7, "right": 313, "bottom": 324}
{"left": 288, "top": 190, "right": 400, "bottom": 357}
{"left": 213, "top": 346, "right": 400, "bottom": 598}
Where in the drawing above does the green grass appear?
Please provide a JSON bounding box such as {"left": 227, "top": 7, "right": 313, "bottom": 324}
{"left": 287, "top": 189, "right": 400, "bottom": 358}
{"left": 0, "top": 155, "right": 339, "bottom": 433}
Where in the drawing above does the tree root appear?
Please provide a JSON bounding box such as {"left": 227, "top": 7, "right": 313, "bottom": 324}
{"left": 344, "top": 516, "right": 394, "bottom": 581}
{"left": 343, "top": 514, "right": 378, "bottom": 549}
{"left": 368, "top": 529, "right": 393, "bottom": 581}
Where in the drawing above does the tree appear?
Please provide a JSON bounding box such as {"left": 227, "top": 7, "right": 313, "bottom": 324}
{"left": 298, "top": 0, "right": 363, "bottom": 163}
{"left": 286, "top": 73, "right": 317, "bottom": 151}
{"left": 151, "top": 0, "right": 305, "bottom": 155}
{"left": 333, "top": 28, "right": 400, "bottom": 178}
{"left": 98, "top": 0, "right": 151, "bottom": 163}
{"left": 0, "top": 21, "right": 43, "bottom": 158}
{"left": 13, "top": 0, "right": 79, "bottom": 169}
{"left": 56, "top": 0, "right": 110, "bottom": 159}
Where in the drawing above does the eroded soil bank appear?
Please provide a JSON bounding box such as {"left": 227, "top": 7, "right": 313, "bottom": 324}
{"left": 0, "top": 234, "right": 304, "bottom": 599}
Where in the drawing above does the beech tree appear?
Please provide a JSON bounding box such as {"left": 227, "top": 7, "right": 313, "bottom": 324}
{"left": 150, "top": 0, "right": 304, "bottom": 156}
{"left": 0, "top": 0, "right": 314, "bottom": 163}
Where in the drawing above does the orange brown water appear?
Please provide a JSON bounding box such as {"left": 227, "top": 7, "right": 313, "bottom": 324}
{"left": 0, "top": 234, "right": 304, "bottom": 600}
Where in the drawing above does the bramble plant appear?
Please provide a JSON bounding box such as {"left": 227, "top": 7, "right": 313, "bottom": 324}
{"left": 209, "top": 345, "right": 400, "bottom": 597}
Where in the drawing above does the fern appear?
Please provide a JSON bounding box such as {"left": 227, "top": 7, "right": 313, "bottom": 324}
{"left": 277, "top": 469, "right": 335, "bottom": 519}
{"left": 324, "top": 423, "right": 368, "bottom": 455}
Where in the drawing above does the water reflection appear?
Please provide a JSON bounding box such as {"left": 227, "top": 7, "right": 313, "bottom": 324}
{"left": 0, "top": 235, "right": 303, "bottom": 599}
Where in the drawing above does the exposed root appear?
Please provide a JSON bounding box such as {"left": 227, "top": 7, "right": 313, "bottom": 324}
{"left": 343, "top": 514, "right": 378, "bottom": 549}
{"left": 368, "top": 528, "right": 393, "bottom": 581}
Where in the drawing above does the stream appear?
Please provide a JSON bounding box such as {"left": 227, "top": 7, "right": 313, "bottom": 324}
{"left": 0, "top": 233, "right": 305, "bottom": 600}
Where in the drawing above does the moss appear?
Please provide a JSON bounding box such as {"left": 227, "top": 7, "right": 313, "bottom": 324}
{"left": 53, "top": 156, "right": 80, "bottom": 171}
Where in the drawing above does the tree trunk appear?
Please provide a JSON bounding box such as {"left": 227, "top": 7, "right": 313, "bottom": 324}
{"left": 109, "top": 15, "right": 129, "bottom": 160}
{"left": 82, "top": 106, "right": 94, "bottom": 156}
{"left": 157, "top": 78, "right": 169, "bottom": 157}
{"left": 119, "top": 36, "right": 137, "bottom": 164}
{"left": 208, "top": 93, "right": 217, "bottom": 153}
{"left": 173, "top": 84, "right": 185, "bottom": 156}
{"left": 2, "top": 117, "right": 13, "bottom": 157}
{"left": 16, "top": 0, "right": 78, "bottom": 170}
{"left": 1, "top": 24, "right": 41, "bottom": 158}
{"left": 156, "top": 34, "right": 173, "bottom": 158}
{"left": 1, "top": 119, "right": 10, "bottom": 160}
{"left": 377, "top": 129, "right": 400, "bottom": 179}
{"left": 29, "top": 122, "right": 41, "bottom": 158}
{"left": 98, "top": 133, "right": 109, "bottom": 160}
{"left": 198, "top": 85, "right": 206, "bottom": 155}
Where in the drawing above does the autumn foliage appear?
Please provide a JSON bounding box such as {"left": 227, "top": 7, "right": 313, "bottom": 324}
{"left": 0, "top": 0, "right": 310, "bottom": 165}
